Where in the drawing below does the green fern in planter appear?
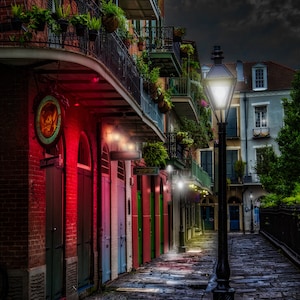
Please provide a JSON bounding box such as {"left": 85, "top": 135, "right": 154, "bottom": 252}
{"left": 142, "top": 141, "right": 169, "bottom": 168}
{"left": 101, "top": 0, "right": 126, "bottom": 32}
{"left": 11, "top": 4, "right": 29, "bottom": 22}
{"left": 87, "top": 13, "right": 101, "bottom": 31}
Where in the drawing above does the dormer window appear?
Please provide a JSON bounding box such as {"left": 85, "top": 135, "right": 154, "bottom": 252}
{"left": 252, "top": 64, "right": 267, "bottom": 91}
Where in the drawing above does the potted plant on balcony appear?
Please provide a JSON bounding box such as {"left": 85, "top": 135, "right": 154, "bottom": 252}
{"left": 181, "top": 137, "right": 194, "bottom": 148}
{"left": 118, "top": 27, "right": 134, "bottom": 48}
{"left": 142, "top": 141, "right": 169, "bottom": 168}
{"left": 101, "top": 0, "right": 126, "bottom": 33}
{"left": 137, "top": 36, "right": 145, "bottom": 51}
{"left": 147, "top": 66, "right": 160, "bottom": 101}
{"left": 87, "top": 13, "right": 101, "bottom": 41}
{"left": 173, "top": 27, "right": 185, "bottom": 42}
{"left": 11, "top": 4, "right": 29, "bottom": 30}
{"left": 54, "top": 2, "right": 71, "bottom": 33}
{"left": 176, "top": 131, "right": 189, "bottom": 142}
{"left": 28, "top": 5, "right": 51, "bottom": 31}
{"left": 158, "top": 89, "right": 173, "bottom": 114}
{"left": 180, "top": 43, "right": 194, "bottom": 57}
{"left": 234, "top": 160, "right": 246, "bottom": 183}
{"left": 70, "top": 13, "right": 88, "bottom": 36}
{"left": 155, "top": 86, "right": 164, "bottom": 103}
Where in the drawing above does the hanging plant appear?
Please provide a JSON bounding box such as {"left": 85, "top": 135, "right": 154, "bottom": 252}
{"left": 181, "top": 137, "right": 194, "bottom": 148}
{"left": 158, "top": 89, "right": 173, "bottom": 113}
{"left": 180, "top": 43, "right": 194, "bottom": 57}
{"left": 176, "top": 131, "right": 189, "bottom": 142}
{"left": 142, "top": 141, "right": 169, "bottom": 168}
{"left": 173, "top": 27, "right": 186, "bottom": 42}
{"left": 101, "top": 0, "right": 126, "bottom": 33}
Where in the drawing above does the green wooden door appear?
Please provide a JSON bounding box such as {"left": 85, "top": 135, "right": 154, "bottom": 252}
{"left": 137, "top": 190, "right": 143, "bottom": 265}
{"left": 159, "top": 194, "right": 164, "bottom": 254}
{"left": 150, "top": 191, "right": 155, "bottom": 259}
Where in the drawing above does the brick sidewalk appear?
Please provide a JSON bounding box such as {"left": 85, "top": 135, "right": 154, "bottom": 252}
{"left": 86, "top": 233, "right": 300, "bottom": 299}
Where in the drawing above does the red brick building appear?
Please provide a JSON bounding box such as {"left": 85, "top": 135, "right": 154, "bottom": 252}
{"left": 0, "top": 1, "right": 173, "bottom": 299}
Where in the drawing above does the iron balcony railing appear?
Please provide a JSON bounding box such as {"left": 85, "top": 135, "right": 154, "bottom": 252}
{"left": 143, "top": 26, "right": 182, "bottom": 77}
{"left": 166, "top": 132, "right": 187, "bottom": 163}
{"left": 166, "top": 133, "right": 212, "bottom": 190}
{"left": 0, "top": 0, "right": 164, "bottom": 134}
{"left": 182, "top": 159, "right": 212, "bottom": 191}
{"left": 169, "top": 77, "right": 201, "bottom": 114}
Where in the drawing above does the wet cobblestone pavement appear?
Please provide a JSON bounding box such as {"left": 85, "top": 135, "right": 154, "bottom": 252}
{"left": 86, "top": 233, "right": 300, "bottom": 299}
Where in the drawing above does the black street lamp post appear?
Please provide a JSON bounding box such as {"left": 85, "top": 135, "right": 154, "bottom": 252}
{"left": 204, "top": 46, "right": 236, "bottom": 300}
{"left": 178, "top": 179, "right": 185, "bottom": 253}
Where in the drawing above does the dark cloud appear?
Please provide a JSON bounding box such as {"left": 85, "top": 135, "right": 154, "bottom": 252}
{"left": 164, "top": 0, "right": 300, "bottom": 69}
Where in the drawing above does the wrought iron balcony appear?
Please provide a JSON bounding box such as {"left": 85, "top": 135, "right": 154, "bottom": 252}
{"left": 169, "top": 77, "right": 201, "bottom": 122}
{"left": 166, "top": 132, "right": 187, "bottom": 169}
{"left": 144, "top": 26, "right": 182, "bottom": 77}
{"left": 0, "top": 0, "right": 165, "bottom": 139}
{"left": 182, "top": 159, "right": 212, "bottom": 191}
{"left": 119, "top": 0, "right": 160, "bottom": 20}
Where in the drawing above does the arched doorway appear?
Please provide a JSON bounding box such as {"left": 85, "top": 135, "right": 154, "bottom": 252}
{"left": 77, "top": 133, "right": 93, "bottom": 289}
{"left": 228, "top": 197, "right": 242, "bottom": 231}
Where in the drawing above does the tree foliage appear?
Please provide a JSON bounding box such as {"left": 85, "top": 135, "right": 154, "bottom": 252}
{"left": 255, "top": 71, "right": 300, "bottom": 200}
{"left": 254, "top": 146, "right": 284, "bottom": 194}
{"left": 276, "top": 71, "right": 300, "bottom": 194}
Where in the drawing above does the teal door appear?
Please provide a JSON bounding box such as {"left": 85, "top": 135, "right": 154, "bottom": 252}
{"left": 201, "top": 206, "right": 214, "bottom": 230}
{"left": 46, "top": 162, "right": 63, "bottom": 300}
{"left": 150, "top": 177, "right": 155, "bottom": 259}
{"left": 229, "top": 206, "right": 240, "bottom": 231}
{"left": 101, "top": 175, "right": 111, "bottom": 283}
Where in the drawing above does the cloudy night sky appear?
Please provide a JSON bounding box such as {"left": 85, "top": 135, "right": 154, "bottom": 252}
{"left": 164, "top": 0, "right": 300, "bottom": 70}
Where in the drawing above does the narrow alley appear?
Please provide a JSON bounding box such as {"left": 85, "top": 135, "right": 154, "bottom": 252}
{"left": 87, "top": 233, "right": 300, "bottom": 300}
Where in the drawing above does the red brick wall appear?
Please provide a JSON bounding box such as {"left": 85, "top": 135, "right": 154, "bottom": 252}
{"left": 27, "top": 79, "right": 47, "bottom": 268}
{"left": 0, "top": 65, "right": 29, "bottom": 269}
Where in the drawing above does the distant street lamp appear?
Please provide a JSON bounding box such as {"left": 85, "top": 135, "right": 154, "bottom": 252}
{"left": 250, "top": 192, "right": 254, "bottom": 233}
{"left": 204, "top": 45, "right": 236, "bottom": 300}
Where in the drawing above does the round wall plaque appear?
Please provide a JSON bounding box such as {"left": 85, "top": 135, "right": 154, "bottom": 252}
{"left": 35, "top": 95, "right": 62, "bottom": 147}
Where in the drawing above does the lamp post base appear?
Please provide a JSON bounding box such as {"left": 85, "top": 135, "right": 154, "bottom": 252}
{"left": 213, "top": 287, "right": 235, "bottom": 300}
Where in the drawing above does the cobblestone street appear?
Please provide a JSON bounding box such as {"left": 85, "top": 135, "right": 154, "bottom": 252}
{"left": 86, "top": 233, "right": 300, "bottom": 300}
